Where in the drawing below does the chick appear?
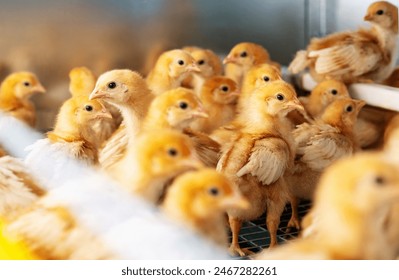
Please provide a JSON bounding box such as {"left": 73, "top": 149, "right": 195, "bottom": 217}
{"left": 146, "top": 49, "right": 201, "bottom": 95}
{"left": 190, "top": 76, "right": 239, "bottom": 134}
{"left": 108, "top": 129, "right": 203, "bottom": 204}
{"left": 224, "top": 42, "right": 280, "bottom": 87}
{"left": 89, "top": 69, "right": 154, "bottom": 170}
{"left": 286, "top": 98, "right": 366, "bottom": 229}
{"left": 0, "top": 71, "right": 45, "bottom": 127}
{"left": 182, "top": 46, "right": 223, "bottom": 94}
{"left": 68, "top": 66, "right": 119, "bottom": 150}
{"left": 143, "top": 87, "right": 208, "bottom": 132}
{"left": 217, "top": 80, "right": 304, "bottom": 256}
{"left": 384, "top": 67, "right": 399, "bottom": 87}
{"left": 0, "top": 156, "right": 45, "bottom": 219}
{"left": 289, "top": 1, "right": 398, "bottom": 84}
{"left": 162, "top": 168, "right": 248, "bottom": 247}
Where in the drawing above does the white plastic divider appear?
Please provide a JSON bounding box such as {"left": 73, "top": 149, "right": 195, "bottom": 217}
{"left": 0, "top": 112, "right": 229, "bottom": 260}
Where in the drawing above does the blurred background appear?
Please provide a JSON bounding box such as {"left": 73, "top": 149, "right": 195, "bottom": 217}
{"left": 0, "top": 0, "right": 397, "bottom": 130}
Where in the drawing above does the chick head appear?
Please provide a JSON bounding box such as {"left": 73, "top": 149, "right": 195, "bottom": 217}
{"left": 1, "top": 71, "right": 45, "bottom": 99}
{"left": 321, "top": 98, "right": 366, "bottom": 131}
{"left": 310, "top": 79, "right": 350, "bottom": 108}
{"left": 242, "top": 63, "right": 282, "bottom": 93}
{"left": 168, "top": 168, "right": 249, "bottom": 219}
{"left": 223, "top": 42, "right": 270, "bottom": 67}
{"left": 316, "top": 152, "right": 399, "bottom": 215}
{"left": 68, "top": 66, "right": 96, "bottom": 97}
{"left": 201, "top": 76, "right": 239, "bottom": 105}
{"left": 150, "top": 87, "right": 208, "bottom": 129}
{"left": 250, "top": 80, "right": 303, "bottom": 117}
{"left": 73, "top": 97, "right": 112, "bottom": 125}
{"left": 364, "top": 1, "right": 398, "bottom": 32}
{"left": 184, "top": 47, "right": 223, "bottom": 78}
{"left": 135, "top": 129, "right": 203, "bottom": 178}
{"left": 89, "top": 69, "right": 148, "bottom": 107}
{"left": 158, "top": 49, "right": 201, "bottom": 79}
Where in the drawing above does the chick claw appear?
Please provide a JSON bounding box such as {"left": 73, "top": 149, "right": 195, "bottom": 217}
{"left": 229, "top": 244, "right": 255, "bottom": 257}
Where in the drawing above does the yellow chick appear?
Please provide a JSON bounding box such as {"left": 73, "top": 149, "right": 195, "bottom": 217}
{"left": 258, "top": 153, "right": 399, "bottom": 260}
{"left": 163, "top": 168, "right": 248, "bottom": 247}
{"left": 46, "top": 95, "right": 112, "bottom": 165}
{"left": 0, "top": 71, "right": 45, "bottom": 127}
{"left": 217, "top": 80, "right": 304, "bottom": 256}
{"left": 289, "top": 1, "right": 398, "bottom": 84}
{"left": 89, "top": 69, "right": 154, "bottom": 170}
{"left": 0, "top": 218, "right": 37, "bottom": 260}
{"left": 182, "top": 46, "right": 223, "bottom": 94}
{"left": 224, "top": 42, "right": 280, "bottom": 87}
{"left": 109, "top": 129, "right": 203, "bottom": 204}
{"left": 286, "top": 97, "right": 366, "bottom": 229}
{"left": 143, "top": 87, "right": 208, "bottom": 132}
{"left": 0, "top": 156, "right": 45, "bottom": 219}
{"left": 146, "top": 49, "right": 201, "bottom": 95}
{"left": 190, "top": 76, "right": 239, "bottom": 134}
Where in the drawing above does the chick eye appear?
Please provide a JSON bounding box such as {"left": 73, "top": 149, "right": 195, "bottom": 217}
{"left": 208, "top": 187, "right": 219, "bottom": 196}
{"left": 376, "top": 10, "right": 384, "bottom": 15}
{"left": 375, "top": 176, "right": 385, "bottom": 186}
{"left": 198, "top": 60, "right": 205, "bottom": 65}
{"left": 108, "top": 82, "right": 116, "bottom": 89}
{"left": 179, "top": 101, "right": 188, "bottom": 109}
{"left": 23, "top": 81, "right": 30, "bottom": 87}
{"left": 276, "top": 93, "right": 285, "bottom": 101}
{"left": 240, "top": 51, "right": 247, "bottom": 58}
{"left": 167, "top": 148, "right": 178, "bottom": 157}
{"left": 345, "top": 105, "right": 353, "bottom": 112}
{"left": 221, "top": 86, "right": 229, "bottom": 92}
{"left": 178, "top": 60, "right": 185, "bottom": 66}
{"left": 331, "top": 89, "right": 338, "bottom": 95}
{"left": 263, "top": 76, "right": 270, "bottom": 82}
{"left": 85, "top": 105, "right": 93, "bottom": 112}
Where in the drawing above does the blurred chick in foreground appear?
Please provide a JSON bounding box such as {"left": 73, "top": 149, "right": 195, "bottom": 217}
{"left": 90, "top": 69, "right": 154, "bottom": 170}
{"left": 224, "top": 42, "right": 280, "bottom": 88}
{"left": 108, "top": 129, "right": 203, "bottom": 204}
{"left": 163, "top": 168, "right": 248, "bottom": 248}
{"left": 257, "top": 153, "right": 399, "bottom": 259}
{"left": 0, "top": 71, "right": 45, "bottom": 127}
{"left": 146, "top": 49, "right": 201, "bottom": 95}
{"left": 0, "top": 156, "right": 45, "bottom": 219}
{"left": 286, "top": 97, "right": 365, "bottom": 229}
{"left": 217, "top": 80, "right": 303, "bottom": 256}
{"left": 289, "top": 1, "right": 398, "bottom": 84}
{"left": 190, "top": 76, "right": 239, "bottom": 134}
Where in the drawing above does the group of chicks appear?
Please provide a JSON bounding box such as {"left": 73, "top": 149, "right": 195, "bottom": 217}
{"left": 0, "top": 0, "right": 399, "bottom": 260}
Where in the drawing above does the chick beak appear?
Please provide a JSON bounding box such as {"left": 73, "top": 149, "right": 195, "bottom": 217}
{"left": 228, "top": 91, "right": 241, "bottom": 98}
{"left": 221, "top": 193, "right": 249, "bottom": 210}
{"left": 32, "top": 83, "right": 46, "bottom": 94}
{"left": 355, "top": 100, "right": 367, "bottom": 113}
{"left": 364, "top": 14, "right": 373, "bottom": 21}
{"left": 180, "top": 155, "right": 204, "bottom": 171}
{"left": 186, "top": 63, "right": 201, "bottom": 73}
{"left": 89, "top": 89, "right": 108, "bottom": 100}
{"left": 223, "top": 55, "right": 237, "bottom": 65}
{"left": 96, "top": 109, "right": 113, "bottom": 119}
{"left": 191, "top": 107, "right": 209, "bottom": 119}
{"left": 286, "top": 100, "right": 305, "bottom": 112}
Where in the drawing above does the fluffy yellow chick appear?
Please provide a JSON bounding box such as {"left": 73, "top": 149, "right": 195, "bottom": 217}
{"left": 89, "top": 69, "right": 154, "bottom": 170}
{"left": 0, "top": 218, "right": 37, "bottom": 260}
{"left": 143, "top": 87, "right": 208, "bottom": 131}
{"left": 289, "top": 1, "right": 398, "bottom": 84}
{"left": 146, "top": 49, "right": 201, "bottom": 95}
{"left": 258, "top": 153, "right": 399, "bottom": 260}
{"left": 182, "top": 46, "right": 223, "bottom": 94}
{"left": 0, "top": 156, "right": 45, "bottom": 219}
{"left": 224, "top": 42, "right": 280, "bottom": 87}
{"left": 163, "top": 168, "right": 248, "bottom": 247}
{"left": 109, "top": 129, "right": 203, "bottom": 204}
{"left": 46, "top": 95, "right": 112, "bottom": 165}
{"left": 286, "top": 97, "right": 365, "bottom": 229}
{"left": 217, "top": 80, "right": 304, "bottom": 256}
{"left": 0, "top": 71, "right": 45, "bottom": 127}
{"left": 190, "top": 76, "right": 239, "bottom": 134}
{"left": 384, "top": 67, "right": 399, "bottom": 87}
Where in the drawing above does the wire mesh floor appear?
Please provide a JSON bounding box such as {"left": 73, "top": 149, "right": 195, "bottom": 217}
{"left": 230, "top": 200, "right": 312, "bottom": 259}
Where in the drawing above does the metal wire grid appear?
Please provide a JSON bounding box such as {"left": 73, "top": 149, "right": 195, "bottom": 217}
{"left": 231, "top": 200, "right": 312, "bottom": 259}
